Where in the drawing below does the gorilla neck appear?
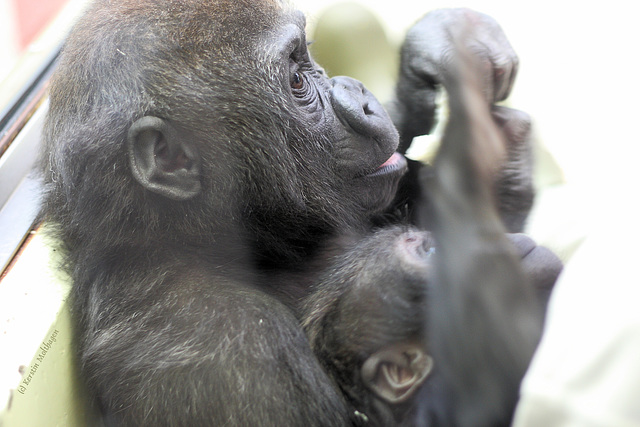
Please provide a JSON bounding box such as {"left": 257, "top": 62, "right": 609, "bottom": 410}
{"left": 246, "top": 202, "right": 368, "bottom": 268}
{"left": 251, "top": 220, "right": 333, "bottom": 269}
{"left": 256, "top": 231, "right": 364, "bottom": 315}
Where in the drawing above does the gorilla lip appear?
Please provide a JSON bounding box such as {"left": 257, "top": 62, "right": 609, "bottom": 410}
{"left": 366, "top": 152, "right": 407, "bottom": 178}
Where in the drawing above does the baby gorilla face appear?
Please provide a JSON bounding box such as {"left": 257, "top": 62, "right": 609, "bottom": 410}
{"left": 347, "top": 226, "right": 436, "bottom": 280}
{"left": 350, "top": 228, "right": 436, "bottom": 406}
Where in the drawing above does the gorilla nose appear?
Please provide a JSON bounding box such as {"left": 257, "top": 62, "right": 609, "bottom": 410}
{"left": 331, "top": 77, "right": 371, "bottom": 114}
{"left": 330, "top": 76, "right": 396, "bottom": 139}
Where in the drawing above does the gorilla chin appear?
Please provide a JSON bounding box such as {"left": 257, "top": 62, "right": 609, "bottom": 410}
{"left": 353, "top": 152, "right": 408, "bottom": 214}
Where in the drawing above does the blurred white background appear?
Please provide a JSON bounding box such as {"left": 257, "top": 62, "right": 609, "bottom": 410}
{"left": 298, "top": 0, "right": 640, "bottom": 258}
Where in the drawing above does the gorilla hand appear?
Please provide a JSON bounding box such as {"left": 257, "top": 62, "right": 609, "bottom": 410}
{"left": 388, "top": 8, "right": 519, "bottom": 153}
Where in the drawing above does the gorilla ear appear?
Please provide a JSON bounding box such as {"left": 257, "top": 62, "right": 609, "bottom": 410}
{"left": 361, "top": 343, "right": 433, "bottom": 404}
{"left": 127, "top": 116, "right": 201, "bottom": 200}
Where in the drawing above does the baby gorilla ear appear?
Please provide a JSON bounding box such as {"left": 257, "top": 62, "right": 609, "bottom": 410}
{"left": 361, "top": 342, "right": 433, "bottom": 403}
{"left": 127, "top": 116, "right": 201, "bottom": 200}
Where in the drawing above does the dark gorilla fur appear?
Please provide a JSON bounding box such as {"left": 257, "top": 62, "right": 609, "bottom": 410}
{"left": 39, "top": 1, "right": 405, "bottom": 425}
{"left": 37, "top": 1, "right": 550, "bottom": 426}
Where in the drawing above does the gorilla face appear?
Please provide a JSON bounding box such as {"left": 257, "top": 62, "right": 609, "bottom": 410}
{"left": 253, "top": 9, "right": 407, "bottom": 218}
{"left": 301, "top": 226, "right": 435, "bottom": 425}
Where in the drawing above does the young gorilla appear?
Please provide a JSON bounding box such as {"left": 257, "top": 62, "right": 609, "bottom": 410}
{"left": 38, "top": 0, "right": 541, "bottom": 425}
{"left": 303, "top": 232, "right": 560, "bottom": 427}
{"left": 303, "top": 41, "right": 562, "bottom": 427}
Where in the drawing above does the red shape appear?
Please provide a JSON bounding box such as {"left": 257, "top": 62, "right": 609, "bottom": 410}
{"left": 11, "top": 0, "right": 69, "bottom": 50}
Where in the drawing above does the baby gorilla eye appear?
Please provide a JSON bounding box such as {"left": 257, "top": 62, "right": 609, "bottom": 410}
{"left": 291, "top": 71, "right": 304, "bottom": 90}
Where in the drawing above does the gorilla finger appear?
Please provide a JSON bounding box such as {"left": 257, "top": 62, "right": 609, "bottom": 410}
{"left": 505, "top": 233, "right": 536, "bottom": 259}
{"left": 521, "top": 246, "right": 564, "bottom": 292}
{"left": 506, "top": 234, "right": 563, "bottom": 292}
{"left": 464, "top": 45, "right": 496, "bottom": 104}
{"left": 490, "top": 106, "right": 532, "bottom": 147}
{"left": 491, "top": 53, "right": 518, "bottom": 102}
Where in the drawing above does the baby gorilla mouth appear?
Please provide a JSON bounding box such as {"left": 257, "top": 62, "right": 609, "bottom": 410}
{"left": 366, "top": 152, "right": 408, "bottom": 178}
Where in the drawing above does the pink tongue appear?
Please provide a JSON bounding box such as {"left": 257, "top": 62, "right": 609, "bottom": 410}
{"left": 378, "top": 152, "right": 398, "bottom": 169}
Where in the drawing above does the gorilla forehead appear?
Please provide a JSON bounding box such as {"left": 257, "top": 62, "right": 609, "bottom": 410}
{"left": 80, "top": 0, "right": 293, "bottom": 62}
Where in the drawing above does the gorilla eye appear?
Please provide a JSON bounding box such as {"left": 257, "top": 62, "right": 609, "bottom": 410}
{"left": 291, "top": 72, "right": 304, "bottom": 90}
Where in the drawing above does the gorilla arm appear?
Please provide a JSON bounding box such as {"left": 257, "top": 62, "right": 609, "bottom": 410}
{"left": 423, "top": 36, "right": 544, "bottom": 427}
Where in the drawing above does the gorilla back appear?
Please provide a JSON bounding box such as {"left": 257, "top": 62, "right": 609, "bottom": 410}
{"left": 38, "top": 0, "right": 406, "bottom": 425}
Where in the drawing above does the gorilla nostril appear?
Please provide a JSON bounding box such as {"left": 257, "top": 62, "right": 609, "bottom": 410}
{"left": 363, "top": 102, "right": 373, "bottom": 116}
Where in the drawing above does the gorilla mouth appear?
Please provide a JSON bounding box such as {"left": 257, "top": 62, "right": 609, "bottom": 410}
{"left": 366, "top": 152, "right": 408, "bottom": 178}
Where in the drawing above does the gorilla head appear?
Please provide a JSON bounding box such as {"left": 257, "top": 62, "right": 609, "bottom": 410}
{"left": 41, "top": 0, "right": 406, "bottom": 266}
{"left": 303, "top": 226, "right": 436, "bottom": 426}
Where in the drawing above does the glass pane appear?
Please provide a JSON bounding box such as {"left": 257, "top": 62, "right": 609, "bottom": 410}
{"left": 0, "top": 0, "right": 87, "bottom": 120}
